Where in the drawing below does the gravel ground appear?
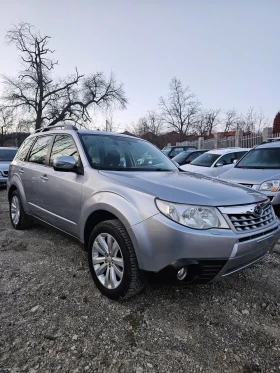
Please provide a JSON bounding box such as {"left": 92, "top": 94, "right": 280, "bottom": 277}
{"left": 0, "top": 189, "right": 280, "bottom": 373}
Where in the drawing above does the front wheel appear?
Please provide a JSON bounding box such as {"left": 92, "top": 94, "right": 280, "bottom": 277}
{"left": 88, "top": 219, "right": 144, "bottom": 300}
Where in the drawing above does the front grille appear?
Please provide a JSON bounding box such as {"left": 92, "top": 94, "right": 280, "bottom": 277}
{"left": 228, "top": 205, "right": 275, "bottom": 232}
{"left": 2, "top": 171, "right": 8, "bottom": 176}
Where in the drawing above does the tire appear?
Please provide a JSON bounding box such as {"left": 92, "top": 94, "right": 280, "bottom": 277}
{"left": 88, "top": 219, "right": 144, "bottom": 300}
{"left": 9, "top": 189, "right": 33, "bottom": 230}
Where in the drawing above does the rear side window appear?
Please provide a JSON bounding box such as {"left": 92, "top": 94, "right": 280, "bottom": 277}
{"left": 16, "top": 137, "right": 34, "bottom": 161}
{"left": 235, "top": 151, "right": 247, "bottom": 160}
{"left": 28, "top": 135, "right": 53, "bottom": 165}
{"left": 216, "top": 152, "right": 235, "bottom": 166}
{"left": 170, "top": 147, "right": 184, "bottom": 157}
{"left": 49, "top": 135, "right": 79, "bottom": 167}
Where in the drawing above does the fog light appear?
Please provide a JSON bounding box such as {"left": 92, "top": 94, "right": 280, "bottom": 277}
{"left": 177, "top": 267, "right": 187, "bottom": 280}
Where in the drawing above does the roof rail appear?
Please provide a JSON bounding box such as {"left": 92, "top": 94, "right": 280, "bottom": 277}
{"left": 35, "top": 124, "right": 78, "bottom": 133}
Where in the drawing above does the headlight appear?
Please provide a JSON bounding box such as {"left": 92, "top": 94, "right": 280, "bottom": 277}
{"left": 259, "top": 180, "right": 280, "bottom": 192}
{"left": 155, "top": 199, "right": 229, "bottom": 230}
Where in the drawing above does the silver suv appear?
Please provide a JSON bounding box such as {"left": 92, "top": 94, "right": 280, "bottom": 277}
{"left": 7, "top": 124, "right": 280, "bottom": 299}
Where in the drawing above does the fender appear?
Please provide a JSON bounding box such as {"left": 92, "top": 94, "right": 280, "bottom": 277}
{"left": 8, "top": 174, "right": 30, "bottom": 214}
{"left": 80, "top": 190, "right": 158, "bottom": 267}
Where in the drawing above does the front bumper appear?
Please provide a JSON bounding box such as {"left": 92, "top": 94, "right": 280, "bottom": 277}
{"left": 129, "top": 213, "right": 280, "bottom": 282}
{"left": 0, "top": 176, "right": 8, "bottom": 186}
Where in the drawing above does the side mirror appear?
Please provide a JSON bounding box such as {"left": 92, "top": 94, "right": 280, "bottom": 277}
{"left": 233, "top": 159, "right": 238, "bottom": 164}
{"left": 53, "top": 156, "right": 76, "bottom": 172}
{"left": 216, "top": 162, "right": 224, "bottom": 167}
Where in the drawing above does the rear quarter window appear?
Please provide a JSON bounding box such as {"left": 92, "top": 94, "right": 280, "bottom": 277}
{"left": 15, "top": 137, "right": 35, "bottom": 162}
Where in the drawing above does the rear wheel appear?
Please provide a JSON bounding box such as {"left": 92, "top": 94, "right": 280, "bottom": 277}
{"left": 9, "top": 190, "right": 33, "bottom": 230}
{"left": 88, "top": 219, "right": 144, "bottom": 300}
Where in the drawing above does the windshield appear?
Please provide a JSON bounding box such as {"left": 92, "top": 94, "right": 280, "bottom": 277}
{"left": 190, "top": 152, "right": 220, "bottom": 167}
{"left": 236, "top": 148, "right": 280, "bottom": 169}
{"left": 80, "top": 134, "right": 177, "bottom": 171}
{"left": 172, "top": 151, "right": 190, "bottom": 163}
{"left": 161, "top": 147, "right": 171, "bottom": 155}
{"left": 0, "top": 149, "right": 17, "bottom": 162}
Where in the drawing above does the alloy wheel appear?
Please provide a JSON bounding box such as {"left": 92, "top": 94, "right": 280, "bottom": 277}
{"left": 11, "top": 196, "right": 20, "bottom": 225}
{"left": 92, "top": 233, "right": 124, "bottom": 289}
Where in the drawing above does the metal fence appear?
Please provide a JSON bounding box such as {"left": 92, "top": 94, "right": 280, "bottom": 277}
{"left": 204, "top": 139, "right": 215, "bottom": 149}
{"left": 217, "top": 136, "right": 235, "bottom": 149}
{"left": 241, "top": 133, "right": 263, "bottom": 148}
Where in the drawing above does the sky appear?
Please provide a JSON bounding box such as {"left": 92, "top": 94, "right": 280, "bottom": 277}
{"left": 0, "top": 0, "right": 279, "bottom": 131}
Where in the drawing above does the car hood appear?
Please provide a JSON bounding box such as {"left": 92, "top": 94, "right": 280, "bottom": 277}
{"left": 0, "top": 162, "right": 10, "bottom": 171}
{"left": 219, "top": 167, "right": 280, "bottom": 185}
{"left": 99, "top": 170, "right": 266, "bottom": 206}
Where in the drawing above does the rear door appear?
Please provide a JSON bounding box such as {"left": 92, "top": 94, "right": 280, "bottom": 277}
{"left": 38, "top": 134, "right": 83, "bottom": 236}
{"left": 25, "top": 135, "right": 54, "bottom": 215}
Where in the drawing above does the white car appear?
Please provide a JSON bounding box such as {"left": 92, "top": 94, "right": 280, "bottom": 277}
{"left": 0, "top": 147, "right": 18, "bottom": 187}
{"left": 180, "top": 148, "right": 250, "bottom": 177}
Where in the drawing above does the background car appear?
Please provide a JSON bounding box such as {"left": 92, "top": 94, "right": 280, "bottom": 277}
{"left": 180, "top": 148, "right": 249, "bottom": 177}
{"left": 0, "top": 147, "right": 18, "bottom": 187}
{"left": 172, "top": 149, "right": 209, "bottom": 166}
{"left": 218, "top": 139, "right": 280, "bottom": 216}
{"left": 162, "top": 145, "right": 197, "bottom": 158}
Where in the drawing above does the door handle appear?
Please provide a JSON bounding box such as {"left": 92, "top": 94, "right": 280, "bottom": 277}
{"left": 40, "top": 174, "right": 48, "bottom": 181}
{"left": 19, "top": 168, "right": 24, "bottom": 174}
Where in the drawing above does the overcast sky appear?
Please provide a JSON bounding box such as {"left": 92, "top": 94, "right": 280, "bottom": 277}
{"left": 0, "top": 0, "right": 279, "bottom": 130}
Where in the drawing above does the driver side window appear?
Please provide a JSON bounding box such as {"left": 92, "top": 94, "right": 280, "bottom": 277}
{"left": 49, "top": 135, "right": 79, "bottom": 167}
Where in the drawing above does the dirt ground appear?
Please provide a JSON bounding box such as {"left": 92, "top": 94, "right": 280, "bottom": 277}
{"left": 0, "top": 188, "right": 280, "bottom": 373}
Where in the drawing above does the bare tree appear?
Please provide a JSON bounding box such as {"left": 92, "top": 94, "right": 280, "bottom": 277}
{"left": 132, "top": 110, "right": 163, "bottom": 137}
{"left": 159, "top": 78, "right": 200, "bottom": 138}
{"left": 255, "top": 109, "right": 270, "bottom": 133}
{"left": 223, "top": 109, "right": 239, "bottom": 132}
{"left": 204, "top": 109, "right": 220, "bottom": 135}
{"left": 194, "top": 109, "right": 220, "bottom": 136}
{"left": 0, "top": 107, "right": 14, "bottom": 146}
{"left": 1, "top": 23, "right": 127, "bottom": 130}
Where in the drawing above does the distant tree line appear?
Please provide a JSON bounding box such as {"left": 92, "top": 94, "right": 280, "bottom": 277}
{"left": 130, "top": 77, "right": 271, "bottom": 142}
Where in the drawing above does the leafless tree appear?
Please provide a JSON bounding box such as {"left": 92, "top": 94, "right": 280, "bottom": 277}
{"left": 0, "top": 107, "right": 14, "bottom": 146}
{"left": 132, "top": 110, "right": 163, "bottom": 137}
{"left": 159, "top": 78, "right": 200, "bottom": 138}
{"left": 1, "top": 23, "right": 127, "bottom": 130}
{"left": 223, "top": 109, "right": 239, "bottom": 132}
{"left": 194, "top": 109, "right": 220, "bottom": 136}
{"left": 204, "top": 109, "right": 220, "bottom": 135}
{"left": 255, "top": 109, "right": 270, "bottom": 133}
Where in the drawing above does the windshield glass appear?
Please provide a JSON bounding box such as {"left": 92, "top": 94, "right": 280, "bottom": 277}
{"left": 161, "top": 147, "right": 171, "bottom": 155}
{"left": 0, "top": 149, "right": 17, "bottom": 162}
{"left": 190, "top": 152, "right": 220, "bottom": 167}
{"left": 80, "top": 134, "right": 177, "bottom": 171}
{"left": 172, "top": 151, "right": 190, "bottom": 163}
{"left": 236, "top": 148, "right": 280, "bottom": 169}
